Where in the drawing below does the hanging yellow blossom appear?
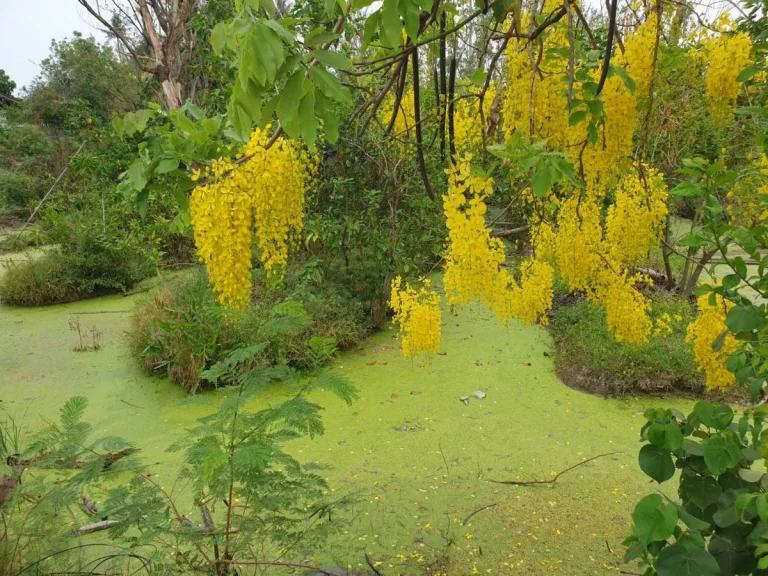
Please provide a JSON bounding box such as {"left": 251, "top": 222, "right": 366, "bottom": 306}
{"left": 554, "top": 197, "right": 602, "bottom": 291}
{"left": 380, "top": 88, "right": 416, "bottom": 137}
{"left": 453, "top": 87, "right": 497, "bottom": 155}
{"left": 389, "top": 276, "right": 442, "bottom": 358}
{"left": 591, "top": 269, "right": 653, "bottom": 345}
{"left": 509, "top": 258, "right": 555, "bottom": 326}
{"left": 686, "top": 292, "right": 738, "bottom": 391}
{"left": 605, "top": 167, "right": 668, "bottom": 265}
{"left": 190, "top": 127, "right": 311, "bottom": 309}
{"left": 701, "top": 15, "right": 753, "bottom": 125}
{"left": 442, "top": 155, "right": 513, "bottom": 323}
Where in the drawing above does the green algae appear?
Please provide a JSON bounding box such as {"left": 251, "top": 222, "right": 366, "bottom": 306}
{"left": 0, "top": 273, "right": 694, "bottom": 575}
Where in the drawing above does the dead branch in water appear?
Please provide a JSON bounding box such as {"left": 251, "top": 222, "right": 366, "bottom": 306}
{"left": 489, "top": 452, "right": 621, "bottom": 486}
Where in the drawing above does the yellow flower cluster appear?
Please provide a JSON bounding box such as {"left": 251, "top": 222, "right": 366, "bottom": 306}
{"left": 623, "top": 6, "right": 659, "bottom": 101}
{"left": 591, "top": 269, "right": 653, "bottom": 345}
{"left": 686, "top": 293, "right": 737, "bottom": 391}
{"left": 605, "top": 168, "right": 668, "bottom": 265}
{"left": 726, "top": 154, "right": 768, "bottom": 227}
{"left": 380, "top": 88, "right": 416, "bottom": 137}
{"left": 442, "top": 155, "right": 514, "bottom": 323}
{"left": 701, "top": 16, "right": 753, "bottom": 125}
{"left": 509, "top": 258, "right": 555, "bottom": 326}
{"left": 190, "top": 127, "right": 311, "bottom": 309}
{"left": 453, "top": 87, "right": 497, "bottom": 155}
{"left": 653, "top": 313, "right": 673, "bottom": 337}
{"left": 554, "top": 197, "right": 602, "bottom": 291}
{"left": 389, "top": 276, "right": 442, "bottom": 358}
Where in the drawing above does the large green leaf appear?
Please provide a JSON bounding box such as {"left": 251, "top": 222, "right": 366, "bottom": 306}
{"left": 316, "top": 91, "right": 339, "bottom": 144}
{"left": 648, "top": 423, "right": 683, "bottom": 451}
{"left": 126, "top": 160, "right": 147, "bottom": 192}
{"left": 310, "top": 49, "right": 353, "bottom": 71}
{"left": 211, "top": 22, "right": 229, "bottom": 54}
{"left": 276, "top": 70, "right": 305, "bottom": 138}
{"left": 656, "top": 544, "right": 719, "bottom": 576}
{"left": 632, "top": 494, "right": 678, "bottom": 545}
{"left": 380, "top": 0, "right": 403, "bottom": 47}
{"left": 725, "top": 305, "right": 762, "bottom": 334}
{"left": 703, "top": 436, "right": 742, "bottom": 476}
{"left": 309, "top": 66, "right": 351, "bottom": 104}
{"left": 639, "top": 444, "right": 675, "bottom": 483}
{"left": 694, "top": 402, "right": 733, "bottom": 430}
{"left": 680, "top": 475, "right": 721, "bottom": 509}
{"left": 298, "top": 89, "right": 318, "bottom": 147}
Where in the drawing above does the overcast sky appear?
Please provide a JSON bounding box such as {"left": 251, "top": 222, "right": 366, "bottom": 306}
{"left": 0, "top": 0, "right": 107, "bottom": 94}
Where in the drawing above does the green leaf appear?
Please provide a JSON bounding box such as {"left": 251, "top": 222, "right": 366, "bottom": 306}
{"left": 725, "top": 305, "right": 761, "bottom": 334}
{"left": 736, "top": 64, "right": 765, "bottom": 82}
{"left": 309, "top": 66, "right": 351, "bottom": 104}
{"left": 632, "top": 494, "right": 678, "bottom": 545}
{"left": 639, "top": 444, "right": 675, "bottom": 483}
{"left": 471, "top": 69, "right": 488, "bottom": 87}
{"left": 655, "top": 545, "right": 719, "bottom": 576}
{"left": 569, "top": 110, "right": 587, "bottom": 126}
{"left": 157, "top": 158, "right": 179, "bottom": 174}
{"left": 276, "top": 70, "right": 305, "bottom": 138}
{"left": 316, "top": 91, "right": 339, "bottom": 143}
{"left": 757, "top": 494, "right": 768, "bottom": 521}
{"left": 493, "top": 0, "right": 513, "bottom": 22}
{"left": 325, "top": 0, "right": 336, "bottom": 17}
{"left": 647, "top": 423, "right": 683, "bottom": 451}
{"left": 298, "top": 89, "right": 318, "bottom": 147}
{"left": 703, "top": 436, "right": 742, "bottom": 476}
{"left": 680, "top": 474, "right": 721, "bottom": 509}
{"left": 380, "top": 0, "right": 403, "bottom": 47}
{"left": 260, "top": 0, "right": 276, "bottom": 16}
{"left": 587, "top": 122, "right": 598, "bottom": 145}
{"left": 362, "top": 12, "right": 379, "bottom": 48}
{"left": 400, "top": 0, "right": 421, "bottom": 41}
{"left": 305, "top": 28, "right": 341, "bottom": 47}
{"left": 136, "top": 188, "right": 149, "bottom": 220}
{"left": 694, "top": 402, "right": 733, "bottom": 430}
{"left": 233, "top": 77, "right": 263, "bottom": 123}
{"left": 531, "top": 167, "right": 552, "bottom": 197}
{"left": 310, "top": 49, "right": 352, "bottom": 71}
{"left": 609, "top": 65, "right": 636, "bottom": 95}
{"left": 211, "top": 22, "right": 229, "bottom": 54}
{"left": 126, "top": 160, "right": 147, "bottom": 192}
{"left": 670, "top": 181, "right": 706, "bottom": 198}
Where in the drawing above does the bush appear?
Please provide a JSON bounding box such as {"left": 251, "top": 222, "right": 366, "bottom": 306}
{"left": 0, "top": 253, "right": 78, "bottom": 305}
{"left": 549, "top": 295, "right": 703, "bottom": 396}
{"left": 130, "top": 265, "right": 370, "bottom": 393}
{"left": 0, "top": 217, "right": 156, "bottom": 305}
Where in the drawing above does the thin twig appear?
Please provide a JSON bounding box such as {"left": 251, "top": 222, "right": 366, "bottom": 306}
{"left": 462, "top": 502, "right": 499, "bottom": 525}
{"left": 489, "top": 452, "right": 621, "bottom": 486}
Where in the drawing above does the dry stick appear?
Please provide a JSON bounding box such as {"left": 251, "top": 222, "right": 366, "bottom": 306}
{"left": 12, "top": 141, "right": 86, "bottom": 248}
{"left": 76, "top": 520, "right": 120, "bottom": 535}
{"left": 492, "top": 224, "right": 530, "bottom": 237}
{"left": 439, "top": 12, "right": 448, "bottom": 161}
{"left": 596, "top": 0, "right": 618, "bottom": 96}
{"left": 489, "top": 451, "right": 620, "bottom": 486}
{"left": 411, "top": 46, "right": 434, "bottom": 200}
{"left": 385, "top": 57, "right": 410, "bottom": 135}
{"left": 366, "top": 553, "right": 383, "bottom": 576}
{"left": 227, "top": 560, "right": 340, "bottom": 575}
{"left": 448, "top": 57, "right": 457, "bottom": 161}
{"left": 359, "top": 57, "right": 408, "bottom": 134}
{"left": 462, "top": 502, "right": 499, "bottom": 526}
{"left": 573, "top": 4, "right": 598, "bottom": 50}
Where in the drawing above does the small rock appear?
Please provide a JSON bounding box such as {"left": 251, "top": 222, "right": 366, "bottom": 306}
{"left": 459, "top": 396, "right": 470, "bottom": 405}
{"left": 472, "top": 390, "right": 486, "bottom": 400}
{"left": 410, "top": 391, "right": 423, "bottom": 395}
{"left": 393, "top": 425, "right": 408, "bottom": 432}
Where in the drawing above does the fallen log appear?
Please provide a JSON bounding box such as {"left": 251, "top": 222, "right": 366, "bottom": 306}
{"left": 76, "top": 519, "right": 120, "bottom": 534}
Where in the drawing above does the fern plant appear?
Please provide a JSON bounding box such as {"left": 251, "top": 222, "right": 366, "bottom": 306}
{"left": 5, "top": 342, "right": 357, "bottom": 575}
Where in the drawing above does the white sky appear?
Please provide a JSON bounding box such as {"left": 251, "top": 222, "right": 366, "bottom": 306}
{"left": 0, "top": 0, "right": 107, "bottom": 94}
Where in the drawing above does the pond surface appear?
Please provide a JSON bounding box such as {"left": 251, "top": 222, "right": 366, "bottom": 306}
{"left": 0, "top": 268, "right": 692, "bottom": 575}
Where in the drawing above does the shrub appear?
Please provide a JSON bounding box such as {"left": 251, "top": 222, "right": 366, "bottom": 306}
{"left": 130, "top": 265, "right": 370, "bottom": 393}
{"left": 0, "top": 253, "right": 78, "bottom": 305}
{"left": 0, "top": 217, "right": 156, "bottom": 306}
{"left": 549, "top": 294, "right": 703, "bottom": 396}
